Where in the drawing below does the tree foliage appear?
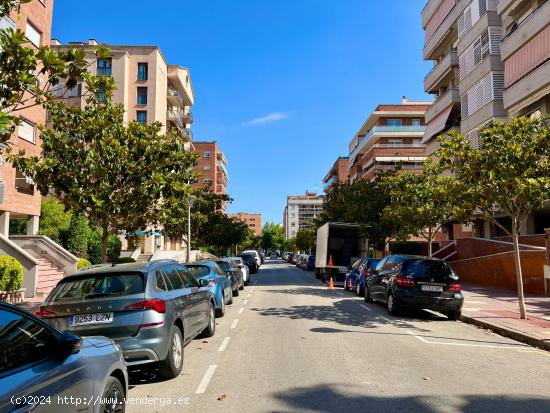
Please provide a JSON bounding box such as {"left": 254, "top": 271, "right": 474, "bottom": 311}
{"left": 436, "top": 117, "right": 550, "bottom": 318}
{"left": 261, "top": 222, "right": 285, "bottom": 252}
{"left": 294, "top": 225, "right": 317, "bottom": 252}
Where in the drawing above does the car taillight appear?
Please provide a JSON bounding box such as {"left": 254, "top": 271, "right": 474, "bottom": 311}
{"left": 396, "top": 276, "right": 415, "bottom": 287}
{"left": 448, "top": 282, "right": 461, "bottom": 291}
{"left": 239, "top": 264, "right": 245, "bottom": 269}
{"left": 124, "top": 299, "right": 166, "bottom": 313}
{"left": 208, "top": 279, "right": 217, "bottom": 286}
{"left": 35, "top": 309, "right": 56, "bottom": 318}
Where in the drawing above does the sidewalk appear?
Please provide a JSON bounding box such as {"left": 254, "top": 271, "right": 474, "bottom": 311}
{"left": 461, "top": 283, "right": 550, "bottom": 351}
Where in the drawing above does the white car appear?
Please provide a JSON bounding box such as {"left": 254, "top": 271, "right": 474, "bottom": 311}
{"left": 230, "top": 257, "right": 250, "bottom": 285}
{"left": 242, "top": 250, "right": 262, "bottom": 268}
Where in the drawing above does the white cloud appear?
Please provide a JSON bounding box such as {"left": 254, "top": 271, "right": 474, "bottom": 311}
{"left": 242, "top": 112, "right": 289, "bottom": 126}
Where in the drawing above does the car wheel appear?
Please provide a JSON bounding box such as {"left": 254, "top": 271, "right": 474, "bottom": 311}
{"left": 344, "top": 279, "right": 349, "bottom": 290}
{"left": 158, "top": 326, "right": 184, "bottom": 379}
{"left": 233, "top": 286, "right": 239, "bottom": 297}
{"left": 356, "top": 281, "right": 361, "bottom": 296}
{"left": 201, "top": 303, "right": 216, "bottom": 338}
{"left": 216, "top": 294, "right": 226, "bottom": 317}
{"left": 228, "top": 290, "right": 233, "bottom": 305}
{"left": 364, "top": 286, "right": 373, "bottom": 303}
{"left": 239, "top": 278, "right": 244, "bottom": 290}
{"left": 447, "top": 310, "right": 461, "bottom": 321}
{"left": 387, "top": 292, "right": 401, "bottom": 316}
{"left": 100, "top": 376, "right": 125, "bottom": 413}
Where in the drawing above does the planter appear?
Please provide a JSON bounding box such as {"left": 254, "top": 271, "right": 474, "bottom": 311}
{"left": 0, "top": 288, "right": 27, "bottom": 304}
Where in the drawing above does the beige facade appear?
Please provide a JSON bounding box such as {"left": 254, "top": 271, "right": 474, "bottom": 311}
{"left": 228, "top": 213, "right": 262, "bottom": 237}
{"left": 284, "top": 192, "right": 324, "bottom": 239}
{"left": 0, "top": 0, "right": 54, "bottom": 236}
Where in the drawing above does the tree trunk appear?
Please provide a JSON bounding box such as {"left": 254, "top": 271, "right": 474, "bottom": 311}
{"left": 101, "top": 225, "right": 109, "bottom": 263}
{"left": 512, "top": 217, "right": 527, "bottom": 319}
{"left": 427, "top": 228, "right": 433, "bottom": 257}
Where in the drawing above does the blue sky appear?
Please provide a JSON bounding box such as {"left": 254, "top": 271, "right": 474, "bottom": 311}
{"left": 52, "top": 0, "right": 431, "bottom": 225}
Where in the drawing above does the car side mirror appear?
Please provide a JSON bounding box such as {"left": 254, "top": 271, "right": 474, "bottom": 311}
{"left": 198, "top": 279, "right": 209, "bottom": 287}
{"left": 59, "top": 331, "right": 82, "bottom": 356}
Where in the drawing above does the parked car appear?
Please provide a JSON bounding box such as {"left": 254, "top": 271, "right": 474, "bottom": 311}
{"left": 243, "top": 250, "right": 262, "bottom": 267}
{"left": 229, "top": 257, "right": 250, "bottom": 285}
{"left": 365, "top": 255, "right": 464, "bottom": 320}
{"left": 240, "top": 253, "right": 259, "bottom": 274}
{"left": 289, "top": 253, "right": 298, "bottom": 264}
{"left": 185, "top": 260, "right": 233, "bottom": 317}
{"left": 38, "top": 260, "right": 216, "bottom": 379}
{"left": 0, "top": 302, "right": 129, "bottom": 413}
{"left": 287, "top": 253, "right": 294, "bottom": 263}
{"left": 270, "top": 252, "right": 278, "bottom": 260}
{"left": 299, "top": 255, "right": 310, "bottom": 270}
{"left": 344, "top": 258, "right": 364, "bottom": 291}
{"left": 259, "top": 252, "right": 266, "bottom": 264}
{"left": 356, "top": 258, "right": 381, "bottom": 296}
{"left": 216, "top": 259, "right": 244, "bottom": 295}
{"left": 306, "top": 255, "right": 316, "bottom": 271}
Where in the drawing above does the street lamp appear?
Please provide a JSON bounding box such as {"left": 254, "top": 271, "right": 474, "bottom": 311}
{"left": 186, "top": 194, "right": 197, "bottom": 263}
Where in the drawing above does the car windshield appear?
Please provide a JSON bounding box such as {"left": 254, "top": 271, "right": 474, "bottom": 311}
{"left": 402, "top": 259, "right": 454, "bottom": 279}
{"left": 186, "top": 265, "right": 211, "bottom": 278}
{"left": 217, "top": 261, "right": 231, "bottom": 271}
{"left": 367, "top": 260, "right": 381, "bottom": 269}
{"left": 47, "top": 272, "right": 144, "bottom": 302}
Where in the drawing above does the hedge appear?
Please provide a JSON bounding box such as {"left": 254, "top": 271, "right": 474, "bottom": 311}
{"left": 0, "top": 256, "right": 24, "bottom": 292}
{"left": 77, "top": 258, "right": 91, "bottom": 270}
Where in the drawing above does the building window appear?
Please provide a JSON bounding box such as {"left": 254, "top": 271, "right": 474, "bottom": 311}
{"left": 204, "top": 151, "right": 212, "bottom": 158}
{"left": 68, "top": 84, "right": 82, "bottom": 97}
{"left": 18, "top": 119, "right": 35, "bottom": 143}
{"left": 387, "top": 119, "right": 402, "bottom": 127}
{"left": 137, "top": 87, "right": 147, "bottom": 105}
{"left": 387, "top": 139, "right": 402, "bottom": 147}
{"left": 136, "top": 111, "right": 147, "bottom": 124}
{"left": 412, "top": 119, "right": 421, "bottom": 127}
{"left": 25, "top": 21, "right": 41, "bottom": 47}
{"left": 15, "top": 169, "right": 34, "bottom": 194}
{"left": 138, "top": 63, "right": 148, "bottom": 81}
{"left": 204, "top": 178, "right": 212, "bottom": 184}
{"left": 97, "top": 58, "right": 112, "bottom": 76}
{"left": 203, "top": 164, "right": 211, "bottom": 170}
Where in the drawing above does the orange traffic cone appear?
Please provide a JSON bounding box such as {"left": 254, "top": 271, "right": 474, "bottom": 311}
{"left": 328, "top": 255, "right": 334, "bottom": 266}
{"left": 329, "top": 277, "right": 334, "bottom": 289}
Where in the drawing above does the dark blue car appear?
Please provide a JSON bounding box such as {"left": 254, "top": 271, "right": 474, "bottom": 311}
{"left": 345, "top": 258, "right": 381, "bottom": 295}
{"left": 356, "top": 258, "right": 381, "bottom": 296}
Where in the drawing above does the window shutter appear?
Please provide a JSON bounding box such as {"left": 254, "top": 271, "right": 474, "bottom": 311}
{"left": 488, "top": 27, "right": 501, "bottom": 54}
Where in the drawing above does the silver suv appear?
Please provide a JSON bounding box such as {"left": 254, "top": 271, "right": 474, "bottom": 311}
{"left": 38, "top": 260, "right": 216, "bottom": 379}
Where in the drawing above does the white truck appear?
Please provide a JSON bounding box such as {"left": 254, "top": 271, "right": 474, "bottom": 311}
{"left": 315, "top": 222, "right": 369, "bottom": 285}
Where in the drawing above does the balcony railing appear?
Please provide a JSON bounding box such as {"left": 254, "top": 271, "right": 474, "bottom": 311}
{"left": 349, "top": 125, "right": 427, "bottom": 161}
{"left": 217, "top": 161, "right": 228, "bottom": 176}
{"left": 167, "top": 87, "right": 184, "bottom": 107}
{"left": 424, "top": 87, "right": 460, "bottom": 123}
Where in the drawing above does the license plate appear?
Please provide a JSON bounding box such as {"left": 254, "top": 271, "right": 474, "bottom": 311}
{"left": 69, "top": 312, "right": 114, "bottom": 326}
{"left": 421, "top": 285, "right": 444, "bottom": 292}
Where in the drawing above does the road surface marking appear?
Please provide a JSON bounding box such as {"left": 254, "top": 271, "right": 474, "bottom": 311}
{"left": 406, "top": 330, "right": 528, "bottom": 349}
{"left": 247, "top": 294, "right": 252, "bottom": 298}
{"left": 243, "top": 299, "right": 249, "bottom": 305}
{"left": 218, "top": 337, "right": 231, "bottom": 352}
{"left": 379, "top": 316, "right": 391, "bottom": 322}
{"left": 360, "top": 304, "right": 373, "bottom": 312}
{"left": 238, "top": 307, "right": 244, "bottom": 314}
{"left": 195, "top": 365, "right": 217, "bottom": 394}
{"left": 231, "top": 319, "right": 239, "bottom": 329}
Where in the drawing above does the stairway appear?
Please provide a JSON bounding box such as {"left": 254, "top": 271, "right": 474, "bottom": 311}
{"left": 36, "top": 258, "right": 64, "bottom": 298}
{"left": 137, "top": 253, "right": 153, "bottom": 262}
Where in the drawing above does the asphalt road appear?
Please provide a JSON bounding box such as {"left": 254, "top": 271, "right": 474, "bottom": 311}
{"left": 127, "top": 260, "right": 550, "bottom": 413}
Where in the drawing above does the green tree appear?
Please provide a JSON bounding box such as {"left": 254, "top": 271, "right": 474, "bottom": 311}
{"left": 436, "top": 117, "right": 550, "bottom": 319}
{"left": 0, "top": 1, "right": 90, "bottom": 141}
{"left": 382, "top": 165, "right": 468, "bottom": 257}
{"left": 39, "top": 198, "right": 72, "bottom": 244}
{"left": 62, "top": 214, "right": 89, "bottom": 258}
{"left": 261, "top": 222, "right": 285, "bottom": 252}
{"left": 200, "top": 215, "right": 250, "bottom": 257}
{"left": 295, "top": 225, "right": 317, "bottom": 253}
{"left": 10, "top": 76, "right": 196, "bottom": 261}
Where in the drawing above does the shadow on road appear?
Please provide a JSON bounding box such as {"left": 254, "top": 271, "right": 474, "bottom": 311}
{"left": 271, "top": 384, "right": 550, "bottom": 413}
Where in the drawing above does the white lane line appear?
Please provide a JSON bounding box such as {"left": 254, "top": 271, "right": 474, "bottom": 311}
{"left": 195, "top": 365, "right": 217, "bottom": 394}
{"left": 243, "top": 299, "right": 249, "bottom": 305}
{"left": 247, "top": 294, "right": 252, "bottom": 298}
{"left": 406, "top": 330, "right": 528, "bottom": 349}
{"left": 238, "top": 307, "right": 244, "bottom": 314}
{"left": 360, "top": 304, "right": 373, "bottom": 312}
{"left": 230, "top": 319, "right": 239, "bottom": 329}
{"left": 379, "top": 316, "right": 391, "bottom": 322}
{"left": 218, "top": 337, "right": 231, "bottom": 352}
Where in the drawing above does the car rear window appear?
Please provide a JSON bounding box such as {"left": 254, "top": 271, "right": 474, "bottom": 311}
{"left": 186, "top": 265, "right": 210, "bottom": 278}
{"left": 402, "top": 259, "right": 454, "bottom": 279}
{"left": 48, "top": 272, "right": 144, "bottom": 302}
{"left": 367, "top": 260, "right": 381, "bottom": 270}
{"left": 217, "top": 261, "right": 231, "bottom": 271}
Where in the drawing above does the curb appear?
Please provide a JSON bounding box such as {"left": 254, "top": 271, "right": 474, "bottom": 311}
{"left": 460, "top": 314, "right": 550, "bottom": 352}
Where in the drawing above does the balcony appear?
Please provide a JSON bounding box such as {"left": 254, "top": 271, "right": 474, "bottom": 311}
{"left": 167, "top": 87, "right": 184, "bottom": 107}
{"left": 424, "top": 0, "right": 461, "bottom": 60}
{"left": 424, "top": 88, "right": 460, "bottom": 124}
{"left": 217, "top": 161, "right": 228, "bottom": 177}
{"left": 167, "top": 108, "right": 184, "bottom": 126}
{"left": 217, "top": 152, "right": 228, "bottom": 165}
{"left": 322, "top": 175, "right": 337, "bottom": 192}
{"left": 182, "top": 110, "right": 193, "bottom": 124}
{"left": 349, "top": 126, "right": 427, "bottom": 163}
{"left": 424, "top": 48, "right": 458, "bottom": 93}
{"left": 217, "top": 172, "right": 228, "bottom": 186}
{"left": 501, "top": 0, "right": 550, "bottom": 61}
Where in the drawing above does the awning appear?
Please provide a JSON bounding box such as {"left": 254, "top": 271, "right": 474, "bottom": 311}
{"left": 422, "top": 105, "right": 453, "bottom": 144}
{"left": 374, "top": 156, "right": 427, "bottom": 162}
{"left": 134, "top": 231, "right": 162, "bottom": 236}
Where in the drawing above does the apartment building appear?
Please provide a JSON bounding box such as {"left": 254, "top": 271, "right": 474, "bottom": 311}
{"left": 422, "top": 0, "right": 507, "bottom": 155}
{"left": 283, "top": 192, "right": 324, "bottom": 239}
{"left": 50, "top": 40, "right": 194, "bottom": 147}
{"left": 193, "top": 141, "right": 228, "bottom": 197}
{"left": 0, "top": 0, "right": 54, "bottom": 237}
{"left": 228, "top": 213, "right": 262, "bottom": 236}
{"left": 322, "top": 156, "right": 349, "bottom": 193}
{"left": 347, "top": 98, "right": 430, "bottom": 183}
